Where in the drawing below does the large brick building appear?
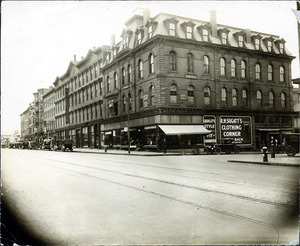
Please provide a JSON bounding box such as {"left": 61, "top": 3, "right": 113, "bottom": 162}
{"left": 21, "top": 9, "right": 297, "bottom": 150}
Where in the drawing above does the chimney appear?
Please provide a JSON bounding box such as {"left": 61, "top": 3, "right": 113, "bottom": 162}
{"left": 111, "top": 34, "right": 115, "bottom": 47}
{"left": 210, "top": 10, "right": 217, "bottom": 38}
{"left": 143, "top": 8, "right": 150, "bottom": 25}
{"left": 73, "top": 54, "right": 76, "bottom": 61}
{"left": 244, "top": 29, "right": 251, "bottom": 43}
{"left": 81, "top": 56, "right": 84, "bottom": 60}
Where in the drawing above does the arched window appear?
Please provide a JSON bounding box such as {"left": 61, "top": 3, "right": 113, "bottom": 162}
{"left": 231, "top": 59, "right": 236, "bottom": 77}
{"left": 220, "top": 58, "right": 226, "bottom": 76}
{"left": 122, "top": 94, "right": 126, "bottom": 112}
{"left": 169, "top": 51, "right": 177, "bottom": 71}
{"left": 187, "top": 85, "right": 195, "bottom": 104}
{"left": 138, "top": 89, "right": 144, "bottom": 108}
{"left": 281, "top": 92, "right": 286, "bottom": 108}
{"left": 221, "top": 87, "right": 227, "bottom": 104}
{"left": 232, "top": 88, "right": 237, "bottom": 106}
{"left": 203, "top": 56, "right": 209, "bottom": 74}
{"left": 186, "top": 26, "right": 192, "bottom": 39}
{"left": 138, "top": 59, "right": 143, "bottom": 78}
{"left": 255, "top": 63, "right": 261, "bottom": 80}
{"left": 149, "top": 85, "right": 154, "bottom": 106}
{"left": 128, "top": 93, "right": 132, "bottom": 111}
{"left": 187, "top": 53, "right": 194, "bottom": 73}
{"left": 241, "top": 61, "right": 246, "bottom": 78}
{"left": 149, "top": 53, "right": 154, "bottom": 74}
{"left": 114, "top": 72, "right": 118, "bottom": 89}
{"left": 106, "top": 76, "right": 110, "bottom": 92}
{"left": 257, "top": 90, "right": 263, "bottom": 107}
{"left": 203, "top": 29, "right": 209, "bottom": 41}
{"left": 242, "top": 89, "right": 248, "bottom": 107}
{"left": 280, "top": 66, "right": 285, "bottom": 82}
{"left": 269, "top": 91, "right": 274, "bottom": 107}
{"left": 121, "top": 68, "right": 125, "bottom": 85}
{"left": 128, "top": 65, "right": 132, "bottom": 83}
{"left": 170, "top": 84, "right": 178, "bottom": 104}
{"left": 169, "top": 23, "right": 176, "bottom": 36}
{"left": 268, "top": 65, "right": 273, "bottom": 81}
{"left": 204, "top": 86, "right": 211, "bottom": 105}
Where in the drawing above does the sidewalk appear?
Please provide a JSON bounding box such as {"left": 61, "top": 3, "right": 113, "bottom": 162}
{"left": 72, "top": 148, "right": 300, "bottom": 166}
{"left": 227, "top": 153, "right": 300, "bottom": 167}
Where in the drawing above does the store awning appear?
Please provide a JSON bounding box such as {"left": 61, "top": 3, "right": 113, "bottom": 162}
{"left": 158, "top": 125, "right": 210, "bottom": 135}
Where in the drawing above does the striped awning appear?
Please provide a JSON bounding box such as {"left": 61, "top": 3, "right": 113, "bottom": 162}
{"left": 158, "top": 125, "right": 210, "bottom": 135}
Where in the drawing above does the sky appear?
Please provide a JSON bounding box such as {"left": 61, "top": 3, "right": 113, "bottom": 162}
{"left": 1, "top": 1, "right": 299, "bottom": 134}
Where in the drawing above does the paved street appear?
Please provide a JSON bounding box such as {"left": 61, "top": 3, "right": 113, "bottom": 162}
{"left": 1, "top": 149, "right": 299, "bottom": 245}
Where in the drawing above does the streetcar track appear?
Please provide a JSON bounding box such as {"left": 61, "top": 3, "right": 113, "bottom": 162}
{"left": 37, "top": 155, "right": 297, "bottom": 210}
{"left": 45, "top": 162, "right": 274, "bottom": 228}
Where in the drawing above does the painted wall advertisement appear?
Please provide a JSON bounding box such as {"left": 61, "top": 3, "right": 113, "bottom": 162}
{"left": 203, "top": 115, "right": 216, "bottom": 143}
{"left": 220, "top": 116, "right": 252, "bottom": 144}
{"left": 204, "top": 115, "right": 252, "bottom": 144}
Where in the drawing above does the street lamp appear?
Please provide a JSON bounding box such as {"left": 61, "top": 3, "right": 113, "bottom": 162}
{"left": 127, "top": 97, "right": 131, "bottom": 154}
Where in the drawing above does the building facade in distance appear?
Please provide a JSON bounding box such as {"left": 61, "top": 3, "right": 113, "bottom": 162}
{"left": 21, "top": 9, "right": 297, "bottom": 150}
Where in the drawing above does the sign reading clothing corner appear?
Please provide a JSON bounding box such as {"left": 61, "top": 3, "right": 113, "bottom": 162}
{"left": 220, "top": 116, "right": 252, "bottom": 144}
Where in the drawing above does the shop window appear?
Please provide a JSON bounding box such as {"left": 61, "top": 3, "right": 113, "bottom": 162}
{"left": 242, "top": 89, "right": 248, "bottom": 107}
{"left": 220, "top": 58, "right": 226, "bottom": 76}
{"left": 255, "top": 63, "right": 261, "bottom": 80}
{"left": 149, "top": 53, "right": 154, "bottom": 74}
{"left": 281, "top": 92, "right": 286, "bottom": 108}
{"left": 203, "top": 56, "right": 209, "bottom": 74}
{"left": 187, "top": 85, "right": 195, "bottom": 104}
{"left": 232, "top": 88, "right": 237, "bottom": 106}
{"left": 204, "top": 86, "right": 211, "bottom": 105}
{"left": 169, "top": 51, "right": 177, "bottom": 71}
{"left": 231, "top": 59, "right": 236, "bottom": 77}
{"left": 187, "top": 53, "right": 194, "bottom": 73}
{"left": 169, "top": 23, "right": 176, "bottom": 36}
{"left": 280, "top": 66, "right": 285, "bottom": 82}
{"left": 268, "top": 65, "right": 273, "bottom": 81}
{"left": 170, "top": 84, "right": 178, "bottom": 104}
{"left": 269, "top": 91, "right": 274, "bottom": 108}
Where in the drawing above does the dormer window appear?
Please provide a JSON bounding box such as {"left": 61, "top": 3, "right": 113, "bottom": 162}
{"left": 186, "top": 26, "right": 192, "bottom": 39}
{"left": 169, "top": 23, "right": 176, "bottom": 36}
{"left": 148, "top": 25, "right": 153, "bottom": 38}
{"left": 238, "top": 36, "right": 244, "bottom": 47}
{"left": 279, "top": 43, "right": 284, "bottom": 54}
{"left": 203, "top": 29, "right": 209, "bottom": 41}
{"left": 123, "top": 37, "right": 129, "bottom": 48}
{"left": 113, "top": 49, "right": 117, "bottom": 57}
{"left": 267, "top": 41, "right": 272, "bottom": 52}
{"left": 221, "top": 33, "right": 227, "bottom": 45}
{"left": 255, "top": 38, "right": 260, "bottom": 50}
{"left": 137, "top": 32, "right": 142, "bottom": 45}
{"left": 106, "top": 53, "right": 110, "bottom": 63}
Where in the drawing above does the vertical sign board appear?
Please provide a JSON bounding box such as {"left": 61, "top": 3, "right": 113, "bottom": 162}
{"left": 203, "top": 115, "right": 216, "bottom": 143}
{"left": 65, "top": 88, "right": 70, "bottom": 124}
{"left": 219, "top": 116, "right": 252, "bottom": 144}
